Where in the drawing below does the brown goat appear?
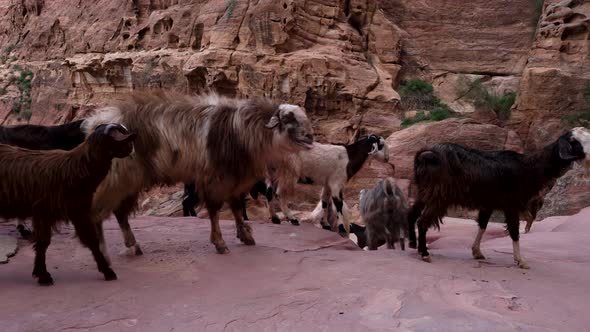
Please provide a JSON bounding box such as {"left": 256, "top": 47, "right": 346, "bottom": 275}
{"left": 81, "top": 90, "right": 314, "bottom": 256}
{"left": 0, "top": 123, "right": 136, "bottom": 285}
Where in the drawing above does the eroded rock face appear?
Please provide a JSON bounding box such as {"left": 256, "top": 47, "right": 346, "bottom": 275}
{"left": 379, "top": 0, "right": 538, "bottom": 77}
{"left": 510, "top": 0, "right": 590, "bottom": 151}
{"left": 0, "top": 0, "right": 401, "bottom": 141}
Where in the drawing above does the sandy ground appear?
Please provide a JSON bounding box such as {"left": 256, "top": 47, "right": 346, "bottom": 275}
{"left": 1, "top": 208, "right": 590, "bottom": 332}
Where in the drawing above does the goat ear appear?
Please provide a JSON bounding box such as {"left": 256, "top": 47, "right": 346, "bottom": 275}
{"left": 265, "top": 114, "right": 280, "bottom": 129}
{"left": 558, "top": 137, "right": 579, "bottom": 161}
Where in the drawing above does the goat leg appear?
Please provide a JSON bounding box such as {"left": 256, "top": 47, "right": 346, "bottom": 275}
{"left": 206, "top": 201, "right": 229, "bottom": 254}
{"left": 366, "top": 229, "right": 379, "bottom": 251}
{"left": 319, "top": 188, "right": 331, "bottom": 230}
{"left": 417, "top": 220, "right": 431, "bottom": 262}
{"left": 230, "top": 197, "right": 255, "bottom": 246}
{"left": 182, "top": 183, "right": 198, "bottom": 217}
{"left": 407, "top": 201, "right": 423, "bottom": 249}
{"left": 31, "top": 220, "right": 53, "bottom": 285}
{"left": 113, "top": 194, "right": 142, "bottom": 256}
{"left": 332, "top": 190, "right": 350, "bottom": 237}
{"left": 73, "top": 217, "right": 117, "bottom": 281}
{"left": 267, "top": 197, "right": 282, "bottom": 224}
{"left": 94, "top": 223, "right": 111, "bottom": 265}
{"left": 277, "top": 193, "right": 299, "bottom": 226}
{"left": 506, "top": 211, "right": 529, "bottom": 269}
{"left": 240, "top": 194, "right": 249, "bottom": 221}
{"left": 472, "top": 209, "right": 492, "bottom": 260}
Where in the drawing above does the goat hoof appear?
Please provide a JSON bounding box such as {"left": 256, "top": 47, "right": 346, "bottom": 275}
{"left": 134, "top": 244, "right": 143, "bottom": 256}
{"left": 103, "top": 268, "right": 118, "bottom": 281}
{"left": 517, "top": 260, "right": 530, "bottom": 269}
{"left": 237, "top": 230, "right": 256, "bottom": 246}
{"left": 271, "top": 217, "right": 281, "bottom": 225}
{"left": 472, "top": 249, "right": 485, "bottom": 260}
{"left": 242, "top": 237, "right": 256, "bottom": 246}
{"left": 421, "top": 255, "right": 432, "bottom": 263}
{"left": 289, "top": 218, "right": 300, "bottom": 226}
{"left": 35, "top": 273, "right": 54, "bottom": 286}
{"left": 321, "top": 225, "right": 332, "bottom": 231}
{"left": 409, "top": 241, "right": 417, "bottom": 249}
{"left": 216, "top": 246, "right": 230, "bottom": 254}
{"left": 237, "top": 224, "right": 256, "bottom": 246}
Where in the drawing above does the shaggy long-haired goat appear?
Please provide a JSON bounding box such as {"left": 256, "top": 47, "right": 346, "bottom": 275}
{"left": 408, "top": 128, "right": 590, "bottom": 269}
{"left": 82, "top": 90, "right": 314, "bottom": 256}
{"left": 359, "top": 177, "right": 409, "bottom": 250}
{"left": 270, "top": 135, "right": 389, "bottom": 236}
{"left": 0, "top": 123, "right": 136, "bottom": 285}
{"left": 0, "top": 120, "right": 86, "bottom": 238}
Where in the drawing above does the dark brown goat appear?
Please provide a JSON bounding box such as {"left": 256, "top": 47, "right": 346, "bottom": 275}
{"left": 0, "top": 120, "right": 193, "bottom": 248}
{"left": 0, "top": 120, "right": 86, "bottom": 238}
{"left": 408, "top": 128, "right": 590, "bottom": 269}
{"left": 0, "top": 123, "right": 136, "bottom": 285}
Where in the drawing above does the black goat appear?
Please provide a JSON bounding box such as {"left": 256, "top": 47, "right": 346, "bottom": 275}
{"left": 407, "top": 128, "right": 590, "bottom": 269}
{"left": 182, "top": 180, "right": 273, "bottom": 220}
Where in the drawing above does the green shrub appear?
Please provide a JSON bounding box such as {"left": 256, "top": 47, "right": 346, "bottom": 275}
{"left": 5, "top": 66, "right": 35, "bottom": 121}
{"left": 399, "top": 79, "right": 456, "bottom": 127}
{"left": 456, "top": 75, "right": 516, "bottom": 121}
{"left": 398, "top": 79, "right": 440, "bottom": 111}
{"left": 430, "top": 107, "right": 451, "bottom": 121}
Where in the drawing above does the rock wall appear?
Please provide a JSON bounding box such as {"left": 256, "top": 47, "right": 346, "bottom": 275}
{"left": 0, "top": 0, "right": 589, "bottom": 219}
{"left": 510, "top": 0, "right": 590, "bottom": 150}
{"left": 0, "top": 0, "right": 402, "bottom": 142}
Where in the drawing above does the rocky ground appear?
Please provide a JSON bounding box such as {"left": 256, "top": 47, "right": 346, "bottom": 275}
{"left": 2, "top": 207, "right": 590, "bottom": 331}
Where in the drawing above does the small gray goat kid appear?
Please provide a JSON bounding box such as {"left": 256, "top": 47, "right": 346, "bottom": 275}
{"left": 358, "top": 177, "right": 409, "bottom": 250}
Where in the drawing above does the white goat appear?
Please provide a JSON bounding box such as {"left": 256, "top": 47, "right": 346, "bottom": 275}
{"left": 270, "top": 134, "right": 390, "bottom": 236}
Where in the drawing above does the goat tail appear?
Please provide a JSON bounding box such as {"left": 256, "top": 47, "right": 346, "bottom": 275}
{"left": 413, "top": 148, "right": 441, "bottom": 185}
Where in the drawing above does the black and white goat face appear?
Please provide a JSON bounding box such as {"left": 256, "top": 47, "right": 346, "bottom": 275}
{"left": 569, "top": 127, "right": 590, "bottom": 169}
{"left": 367, "top": 135, "right": 389, "bottom": 163}
{"left": 266, "top": 104, "right": 314, "bottom": 151}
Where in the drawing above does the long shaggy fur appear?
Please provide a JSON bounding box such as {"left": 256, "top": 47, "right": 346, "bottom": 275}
{"left": 359, "top": 177, "right": 408, "bottom": 250}
{"left": 408, "top": 128, "right": 590, "bottom": 268}
{"left": 82, "top": 89, "right": 313, "bottom": 255}
{"left": 0, "top": 123, "right": 135, "bottom": 285}
{"left": 0, "top": 120, "right": 87, "bottom": 238}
